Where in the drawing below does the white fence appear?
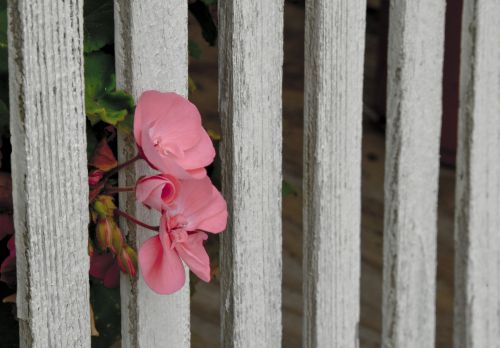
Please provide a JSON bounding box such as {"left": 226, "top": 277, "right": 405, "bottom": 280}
{"left": 6, "top": 0, "right": 500, "bottom": 347}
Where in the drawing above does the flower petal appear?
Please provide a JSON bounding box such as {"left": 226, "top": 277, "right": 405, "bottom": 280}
{"left": 175, "top": 232, "right": 210, "bottom": 282}
{"left": 138, "top": 234, "right": 185, "bottom": 295}
{"left": 140, "top": 127, "right": 192, "bottom": 179}
{"left": 134, "top": 91, "right": 202, "bottom": 150}
{"left": 175, "top": 131, "right": 216, "bottom": 170}
{"left": 168, "top": 176, "right": 227, "bottom": 233}
{"left": 136, "top": 174, "right": 179, "bottom": 211}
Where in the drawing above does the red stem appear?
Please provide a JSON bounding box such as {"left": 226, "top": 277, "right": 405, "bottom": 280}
{"left": 114, "top": 209, "right": 159, "bottom": 232}
{"left": 104, "top": 186, "right": 135, "bottom": 194}
{"left": 104, "top": 154, "right": 141, "bottom": 179}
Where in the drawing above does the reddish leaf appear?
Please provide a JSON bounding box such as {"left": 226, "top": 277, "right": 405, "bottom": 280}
{"left": 90, "top": 139, "right": 117, "bottom": 171}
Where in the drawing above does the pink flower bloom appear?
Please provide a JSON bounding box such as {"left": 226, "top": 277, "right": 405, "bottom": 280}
{"left": 89, "top": 252, "right": 120, "bottom": 288}
{"left": 138, "top": 176, "right": 227, "bottom": 294}
{"left": 134, "top": 91, "right": 215, "bottom": 179}
{"left": 135, "top": 174, "right": 179, "bottom": 211}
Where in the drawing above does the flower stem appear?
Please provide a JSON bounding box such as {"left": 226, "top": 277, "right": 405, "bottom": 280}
{"left": 114, "top": 209, "right": 159, "bottom": 232}
{"left": 105, "top": 154, "right": 141, "bottom": 179}
{"left": 104, "top": 186, "right": 135, "bottom": 195}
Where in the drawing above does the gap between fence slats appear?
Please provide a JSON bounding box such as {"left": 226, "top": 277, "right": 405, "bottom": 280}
{"left": 218, "top": 0, "right": 284, "bottom": 347}
{"left": 114, "top": 1, "right": 190, "bottom": 347}
{"left": 454, "top": 1, "right": 500, "bottom": 347}
{"left": 302, "top": 0, "right": 366, "bottom": 347}
{"left": 8, "top": 0, "right": 90, "bottom": 346}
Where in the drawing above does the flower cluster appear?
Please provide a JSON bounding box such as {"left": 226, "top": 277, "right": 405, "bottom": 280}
{"left": 132, "top": 91, "right": 227, "bottom": 294}
{"left": 88, "top": 91, "right": 227, "bottom": 294}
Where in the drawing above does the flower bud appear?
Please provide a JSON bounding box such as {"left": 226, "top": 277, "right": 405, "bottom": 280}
{"left": 93, "top": 195, "right": 117, "bottom": 217}
{"left": 117, "top": 245, "right": 138, "bottom": 277}
{"left": 88, "top": 170, "right": 104, "bottom": 186}
{"left": 96, "top": 217, "right": 123, "bottom": 253}
{"left": 135, "top": 174, "right": 179, "bottom": 211}
{"left": 111, "top": 225, "right": 125, "bottom": 254}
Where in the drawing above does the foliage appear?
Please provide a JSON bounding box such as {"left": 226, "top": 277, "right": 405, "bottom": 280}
{"left": 83, "top": 0, "right": 114, "bottom": 53}
{"left": 188, "top": 0, "right": 217, "bottom": 46}
{"left": 84, "top": 52, "right": 134, "bottom": 128}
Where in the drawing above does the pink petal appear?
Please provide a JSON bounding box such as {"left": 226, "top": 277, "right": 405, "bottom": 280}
{"left": 175, "top": 232, "right": 210, "bottom": 282}
{"left": 134, "top": 91, "right": 202, "bottom": 150}
{"left": 141, "top": 127, "right": 192, "bottom": 179}
{"left": 194, "top": 188, "right": 228, "bottom": 233}
{"left": 168, "top": 176, "right": 227, "bottom": 233}
{"left": 149, "top": 108, "right": 203, "bottom": 152}
{"left": 175, "top": 130, "right": 216, "bottom": 170}
{"left": 134, "top": 91, "right": 175, "bottom": 146}
{"left": 135, "top": 174, "right": 179, "bottom": 211}
{"left": 138, "top": 234, "right": 185, "bottom": 295}
{"left": 186, "top": 167, "right": 208, "bottom": 179}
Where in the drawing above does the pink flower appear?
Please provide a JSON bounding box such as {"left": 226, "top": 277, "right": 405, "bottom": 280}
{"left": 89, "top": 252, "right": 120, "bottom": 288}
{"left": 134, "top": 91, "right": 215, "bottom": 179}
{"left": 138, "top": 176, "right": 227, "bottom": 294}
{"left": 135, "top": 174, "right": 179, "bottom": 211}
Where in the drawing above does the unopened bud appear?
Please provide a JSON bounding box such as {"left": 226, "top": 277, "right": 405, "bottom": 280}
{"left": 118, "top": 245, "right": 138, "bottom": 277}
{"left": 93, "top": 195, "right": 117, "bottom": 217}
{"left": 96, "top": 218, "right": 115, "bottom": 251}
{"left": 88, "top": 170, "right": 104, "bottom": 186}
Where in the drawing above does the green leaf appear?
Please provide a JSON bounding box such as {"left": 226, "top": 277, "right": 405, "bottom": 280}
{"left": 117, "top": 110, "right": 134, "bottom": 135}
{"left": 85, "top": 52, "right": 134, "bottom": 126}
{"left": 83, "top": 0, "right": 114, "bottom": 53}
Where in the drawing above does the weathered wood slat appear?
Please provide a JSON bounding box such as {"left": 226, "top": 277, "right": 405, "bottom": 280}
{"left": 382, "top": 1, "right": 446, "bottom": 347}
{"left": 8, "top": 0, "right": 90, "bottom": 346}
{"left": 454, "top": 1, "right": 500, "bottom": 346}
{"left": 218, "top": 1, "right": 284, "bottom": 346}
{"left": 302, "top": 1, "right": 366, "bottom": 347}
{"left": 114, "top": 1, "right": 190, "bottom": 347}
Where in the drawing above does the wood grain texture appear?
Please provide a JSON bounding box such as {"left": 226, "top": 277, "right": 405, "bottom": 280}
{"left": 8, "top": 0, "right": 90, "bottom": 346}
{"left": 218, "top": 1, "right": 284, "bottom": 346}
{"left": 382, "top": 1, "right": 445, "bottom": 347}
{"left": 454, "top": 1, "right": 500, "bottom": 347}
{"left": 302, "top": 1, "right": 366, "bottom": 347}
{"left": 114, "top": 1, "right": 190, "bottom": 347}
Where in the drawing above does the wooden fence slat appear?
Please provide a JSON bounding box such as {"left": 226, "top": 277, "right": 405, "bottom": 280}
{"left": 8, "top": 0, "right": 90, "bottom": 346}
{"left": 114, "top": 1, "right": 190, "bottom": 347}
{"left": 382, "top": 1, "right": 446, "bottom": 347}
{"left": 302, "top": 1, "right": 366, "bottom": 347}
{"left": 218, "top": 1, "right": 283, "bottom": 346}
{"left": 454, "top": 1, "right": 500, "bottom": 346}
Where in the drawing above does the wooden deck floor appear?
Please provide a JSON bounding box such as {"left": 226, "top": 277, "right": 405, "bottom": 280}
{"left": 188, "top": 3, "right": 455, "bottom": 347}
